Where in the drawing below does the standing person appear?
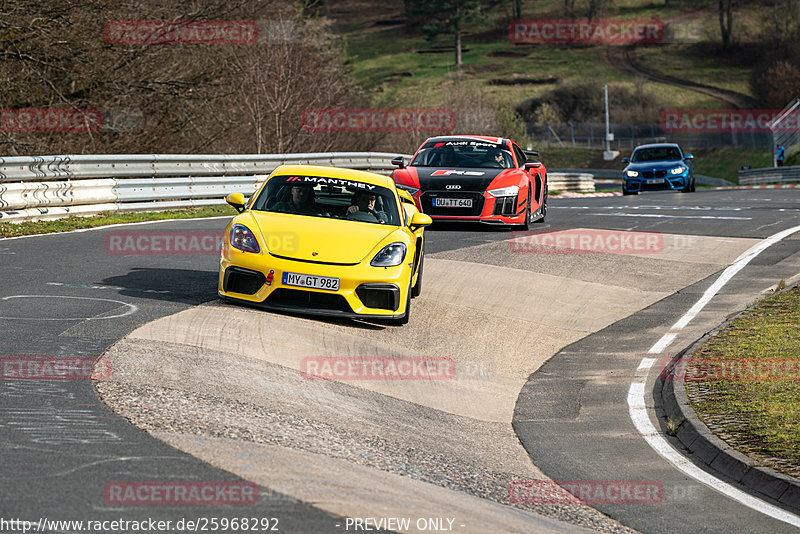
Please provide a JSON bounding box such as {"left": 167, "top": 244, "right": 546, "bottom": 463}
{"left": 777, "top": 144, "right": 785, "bottom": 167}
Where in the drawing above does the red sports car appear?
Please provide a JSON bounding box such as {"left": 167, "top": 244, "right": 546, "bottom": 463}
{"left": 390, "top": 135, "right": 547, "bottom": 228}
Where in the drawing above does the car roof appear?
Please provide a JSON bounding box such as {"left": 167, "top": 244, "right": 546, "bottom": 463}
{"left": 632, "top": 143, "right": 682, "bottom": 150}
{"left": 271, "top": 164, "right": 395, "bottom": 188}
{"left": 424, "top": 135, "right": 508, "bottom": 145}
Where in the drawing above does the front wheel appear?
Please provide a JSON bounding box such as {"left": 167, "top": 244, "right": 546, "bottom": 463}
{"left": 521, "top": 188, "right": 532, "bottom": 231}
{"left": 411, "top": 251, "right": 423, "bottom": 298}
{"left": 534, "top": 182, "right": 547, "bottom": 223}
{"left": 390, "top": 280, "right": 412, "bottom": 325}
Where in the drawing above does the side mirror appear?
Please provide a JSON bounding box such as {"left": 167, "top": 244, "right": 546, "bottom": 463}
{"left": 397, "top": 188, "right": 416, "bottom": 205}
{"left": 621, "top": 157, "right": 630, "bottom": 164}
{"left": 524, "top": 162, "right": 541, "bottom": 171}
{"left": 524, "top": 150, "right": 539, "bottom": 159}
{"left": 226, "top": 193, "right": 246, "bottom": 213}
{"left": 410, "top": 211, "right": 432, "bottom": 230}
{"left": 391, "top": 156, "right": 405, "bottom": 168}
{"left": 684, "top": 154, "right": 693, "bottom": 160}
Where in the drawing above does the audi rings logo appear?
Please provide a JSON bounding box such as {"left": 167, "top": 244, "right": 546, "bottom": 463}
{"left": 445, "top": 184, "right": 461, "bottom": 189}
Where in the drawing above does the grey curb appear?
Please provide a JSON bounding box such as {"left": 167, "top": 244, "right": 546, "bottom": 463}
{"left": 659, "top": 283, "right": 800, "bottom": 511}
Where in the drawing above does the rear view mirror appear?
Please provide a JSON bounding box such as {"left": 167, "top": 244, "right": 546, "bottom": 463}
{"left": 391, "top": 156, "right": 405, "bottom": 168}
{"left": 684, "top": 154, "right": 694, "bottom": 160}
{"left": 226, "top": 193, "right": 246, "bottom": 213}
{"left": 410, "top": 211, "right": 432, "bottom": 230}
{"left": 621, "top": 157, "right": 630, "bottom": 163}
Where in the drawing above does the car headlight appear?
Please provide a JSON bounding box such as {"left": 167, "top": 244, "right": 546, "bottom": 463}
{"left": 371, "top": 242, "right": 406, "bottom": 267}
{"left": 395, "top": 184, "right": 420, "bottom": 195}
{"left": 487, "top": 185, "right": 519, "bottom": 197}
{"left": 230, "top": 224, "right": 261, "bottom": 254}
{"left": 669, "top": 166, "right": 686, "bottom": 175}
{"left": 625, "top": 170, "right": 639, "bottom": 178}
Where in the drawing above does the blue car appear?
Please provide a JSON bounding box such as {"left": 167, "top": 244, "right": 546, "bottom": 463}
{"left": 621, "top": 143, "right": 695, "bottom": 195}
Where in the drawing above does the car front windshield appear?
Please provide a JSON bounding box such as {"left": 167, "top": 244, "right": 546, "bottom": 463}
{"left": 410, "top": 145, "right": 514, "bottom": 169}
{"left": 631, "top": 146, "right": 683, "bottom": 162}
{"left": 251, "top": 175, "right": 401, "bottom": 226}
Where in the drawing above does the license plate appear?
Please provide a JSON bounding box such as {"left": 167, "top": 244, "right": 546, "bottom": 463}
{"left": 434, "top": 197, "right": 472, "bottom": 208}
{"left": 282, "top": 272, "right": 340, "bottom": 291}
{"left": 647, "top": 178, "right": 665, "bottom": 184}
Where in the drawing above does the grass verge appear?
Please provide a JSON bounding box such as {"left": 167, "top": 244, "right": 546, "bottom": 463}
{"left": 686, "top": 284, "right": 800, "bottom": 477}
{"left": 0, "top": 205, "right": 236, "bottom": 239}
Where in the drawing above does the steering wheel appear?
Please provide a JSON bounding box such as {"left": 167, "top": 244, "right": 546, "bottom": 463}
{"left": 346, "top": 210, "right": 379, "bottom": 223}
{"left": 480, "top": 162, "right": 503, "bottom": 168}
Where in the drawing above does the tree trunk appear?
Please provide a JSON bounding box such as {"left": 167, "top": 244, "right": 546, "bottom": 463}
{"left": 455, "top": 31, "right": 462, "bottom": 70}
{"left": 512, "top": 0, "right": 522, "bottom": 19}
{"left": 719, "top": 0, "right": 733, "bottom": 51}
{"left": 565, "top": 0, "right": 575, "bottom": 18}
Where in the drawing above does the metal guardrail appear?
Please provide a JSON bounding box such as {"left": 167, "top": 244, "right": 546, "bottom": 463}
{"left": 0, "top": 153, "right": 598, "bottom": 222}
{"left": 548, "top": 173, "right": 595, "bottom": 192}
{"left": 739, "top": 165, "right": 800, "bottom": 185}
{"left": 0, "top": 153, "right": 407, "bottom": 222}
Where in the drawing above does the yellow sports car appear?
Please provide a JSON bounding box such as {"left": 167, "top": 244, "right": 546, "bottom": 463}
{"left": 219, "top": 164, "right": 432, "bottom": 325}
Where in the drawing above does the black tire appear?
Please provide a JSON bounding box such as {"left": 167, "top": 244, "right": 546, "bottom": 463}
{"left": 521, "top": 188, "right": 532, "bottom": 231}
{"left": 390, "top": 281, "right": 412, "bottom": 325}
{"left": 691, "top": 178, "right": 696, "bottom": 192}
{"left": 534, "top": 182, "right": 547, "bottom": 223}
{"left": 411, "top": 249, "right": 423, "bottom": 298}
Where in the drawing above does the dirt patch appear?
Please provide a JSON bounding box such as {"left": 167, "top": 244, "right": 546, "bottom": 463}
{"left": 487, "top": 50, "right": 527, "bottom": 58}
{"left": 489, "top": 76, "right": 559, "bottom": 86}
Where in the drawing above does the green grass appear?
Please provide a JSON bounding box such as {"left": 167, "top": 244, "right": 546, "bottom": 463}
{"left": 690, "top": 148, "right": 771, "bottom": 183}
{"left": 687, "top": 285, "right": 800, "bottom": 474}
{"left": 337, "top": 0, "right": 768, "bottom": 116}
{"left": 0, "top": 205, "right": 236, "bottom": 239}
{"left": 538, "top": 147, "right": 768, "bottom": 183}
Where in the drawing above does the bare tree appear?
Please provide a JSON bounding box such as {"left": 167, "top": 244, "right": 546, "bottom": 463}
{"left": 719, "top": 0, "right": 735, "bottom": 51}
{"left": 512, "top": 0, "right": 522, "bottom": 19}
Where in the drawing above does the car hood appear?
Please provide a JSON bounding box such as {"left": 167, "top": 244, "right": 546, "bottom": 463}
{"left": 405, "top": 166, "right": 507, "bottom": 191}
{"left": 246, "top": 211, "right": 399, "bottom": 264}
{"left": 625, "top": 161, "right": 686, "bottom": 171}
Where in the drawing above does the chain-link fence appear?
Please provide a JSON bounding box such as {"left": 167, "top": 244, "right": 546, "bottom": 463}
{"left": 770, "top": 99, "right": 800, "bottom": 166}
{"left": 527, "top": 122, "right": 772, "bottom": 150}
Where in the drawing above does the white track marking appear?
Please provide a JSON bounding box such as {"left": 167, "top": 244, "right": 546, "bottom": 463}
{"left": 0, "top": 215, "right": 231, "bottom": 242}
{"left": 587, "top": 213, "right": 751, "bottom": 220}
{"left": 629, "top": 224, "right": 800, "bottom": 527}
{"left": 0, "top": 295, "right": 138, "bottom": 320}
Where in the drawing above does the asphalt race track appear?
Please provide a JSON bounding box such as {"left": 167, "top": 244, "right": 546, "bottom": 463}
{"left": 2, "top": 188, "right": 800, "bottom": 533}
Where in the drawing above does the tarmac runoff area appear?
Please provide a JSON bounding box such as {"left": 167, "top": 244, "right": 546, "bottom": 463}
{"left": 96, "top": 229, "right": 759, "bottom": 533}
